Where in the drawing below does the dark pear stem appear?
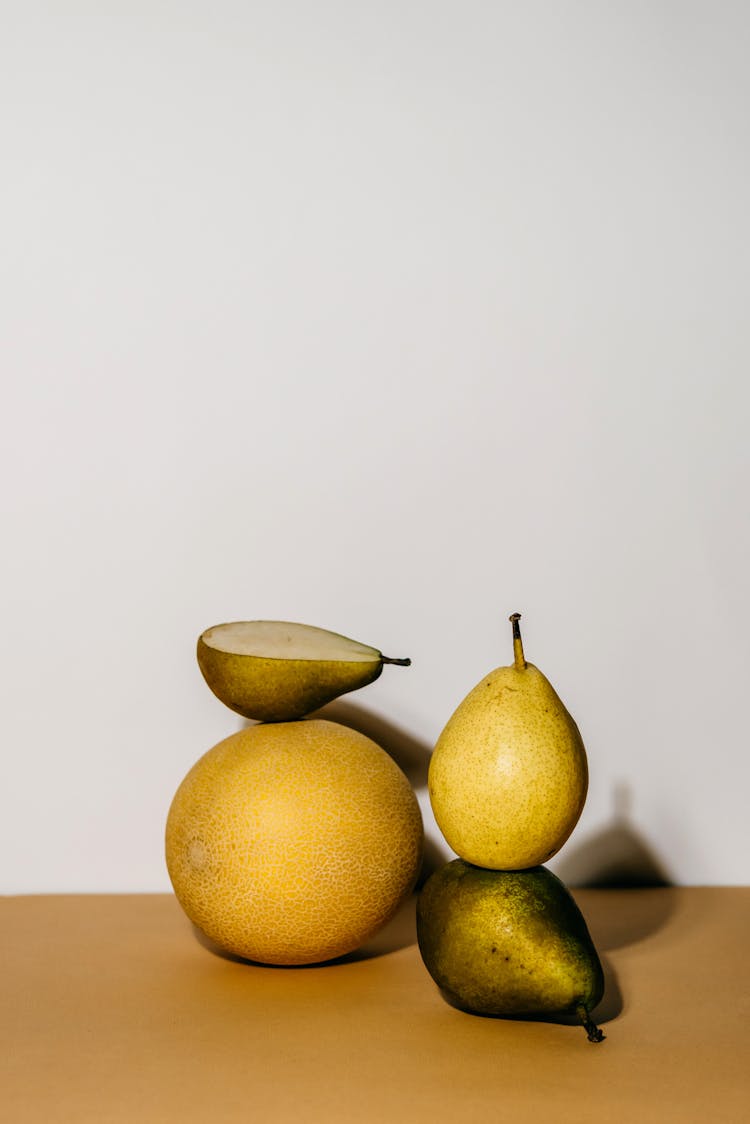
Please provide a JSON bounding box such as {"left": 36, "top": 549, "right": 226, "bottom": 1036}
{"left": 381, "top": 656, "right": 411, "bottom": 666}
{"left": 509, "top": 612, "right": 526, "bottom": 671}
{"left": 576, "top": 1004, "right": 605, "bottom": 1043}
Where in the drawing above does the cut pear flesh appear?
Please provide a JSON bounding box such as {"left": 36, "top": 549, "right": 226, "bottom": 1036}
{"left": 202, "top": 621, "right": 382, "bottom": 662}
{"left": 197, "top": 621, "right": 410, "bottom": 722}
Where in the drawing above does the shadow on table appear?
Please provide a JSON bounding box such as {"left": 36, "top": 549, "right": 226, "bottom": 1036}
{"left": 346, "top": 893, "right": 418, "bottom": 960}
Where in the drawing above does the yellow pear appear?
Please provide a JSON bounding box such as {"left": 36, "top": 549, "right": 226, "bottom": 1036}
{"left": 196, "top": 620, "right": 410, "bottom": 722}
{"left": 428, "top": 614, "right": 588, "bottom": 870}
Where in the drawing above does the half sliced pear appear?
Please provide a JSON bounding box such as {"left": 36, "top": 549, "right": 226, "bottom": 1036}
{"left": 197, "top": 620, "right": 411, "bottom": 722}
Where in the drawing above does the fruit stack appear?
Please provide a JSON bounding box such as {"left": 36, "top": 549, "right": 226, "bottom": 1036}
{"left": 417, "top": 613, "right": 606, "bottom": 1043}
{"left": 165, "top": 620, "right": 423, "bottom": 965}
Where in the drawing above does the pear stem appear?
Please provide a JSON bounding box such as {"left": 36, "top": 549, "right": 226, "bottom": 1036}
{"left": 576, "top": 1004, "right": 605, "bottom": 1044}
{"left": 381, "top": 656, "right": 411, "bottom": 666}
{"left": 509, "top": 613, "right": 526, "bottom": 671}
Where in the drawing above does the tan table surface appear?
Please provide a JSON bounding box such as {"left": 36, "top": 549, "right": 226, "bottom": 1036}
{"left": 2, "top": 888, "right": 748, "bottom": 1123}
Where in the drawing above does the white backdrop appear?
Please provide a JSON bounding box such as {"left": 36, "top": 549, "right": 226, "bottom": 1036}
{"left": 3, "top": 2, "right": 749, "bottom": 891}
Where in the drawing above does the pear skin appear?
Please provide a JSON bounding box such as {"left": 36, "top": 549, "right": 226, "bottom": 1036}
{"left": 417, "top": 860, "right": 605, "bottom": 1042}
{"left": 428, "top": 614, "right": 587, "bottom": 870}
{"left": 197, "top": 621, "right": 410, "bottom": 722}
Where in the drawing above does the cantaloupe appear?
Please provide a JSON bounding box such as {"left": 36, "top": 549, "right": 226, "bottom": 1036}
{"left": 165, "top": 719, "right": 423, "bottom": 964}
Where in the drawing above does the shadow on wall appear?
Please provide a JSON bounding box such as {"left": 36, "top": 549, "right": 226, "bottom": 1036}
{"left": 224, "top": 711, "right": 677, "bottom": 995}
{"left": 312, "top": 699, "right": 432, "bottom": 789}
{"left": 311, "top": 699, "right": 447, "bottom": 886}
{"left": 310, "top": 708, "right": 678, "bottom": 902}
{"left": 556, "top": 781, "right": 673, "bottom": 889}
{"left": 241, "top": 699, "right": 448, "bottom": 887}
{"left": 558, "top": 782, "right": 677, "bottom": 962}
{"left": 236, "top": 696, "right": 432, "bottom": 791}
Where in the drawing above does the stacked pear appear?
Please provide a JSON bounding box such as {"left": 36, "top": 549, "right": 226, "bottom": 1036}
{"left": 197, "top": 620, "right": 411, "bottom": 722}
{"left": 166, "top": 620, "right": 422, "bottom": 965}
{"left": 418, "top": 614, "right": 605, "bottom": 1043}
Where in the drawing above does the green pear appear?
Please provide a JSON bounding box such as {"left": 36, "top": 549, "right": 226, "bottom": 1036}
{"left": 417, "top": 860, "right": 605, "bottom": 1042}
{"left": 196, "top": 620, "right": 410, "bottom": 722}
{"left": 428, "top": 613, "right": 588, "bottom": 870}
